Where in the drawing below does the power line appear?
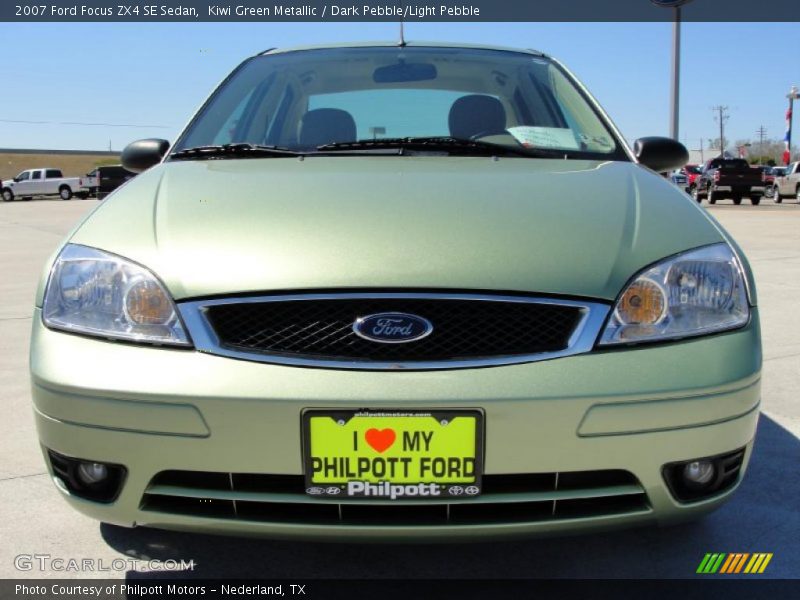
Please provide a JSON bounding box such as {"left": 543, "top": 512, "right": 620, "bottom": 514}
{"left": 0, "top": 118, "right": 171, "bottom": 128}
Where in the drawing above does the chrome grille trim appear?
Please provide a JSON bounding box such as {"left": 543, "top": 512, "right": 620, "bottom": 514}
{"left": 178, "top": 292, "right": 610, "bottom": 371}
{"left": 140, "top": 470, "right": 651, "bottom": 526}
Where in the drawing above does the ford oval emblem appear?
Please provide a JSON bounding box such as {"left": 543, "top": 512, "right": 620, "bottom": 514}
{"left": 353, "top": 312, "right": 433, "bottom": 344}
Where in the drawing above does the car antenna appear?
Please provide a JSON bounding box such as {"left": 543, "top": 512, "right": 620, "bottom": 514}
{"left": 397, "top": 1, "right": 406, "bottom": 48}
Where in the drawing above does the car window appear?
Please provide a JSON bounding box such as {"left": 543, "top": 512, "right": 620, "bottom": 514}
{"left": 212, "top": 86, "right": 258, "bottom": 145}
{"left": 17, "top": 172, "right": 30, "bottom": 181}
{"left": 308, "top": 89, "right": 468, "bottom": 140}
{"left": 31, "top": 171, "right": 42, "bottom": 180}
{"left": 175, "top": 47, "right": 627, "bottom": 160}
{"left": 45, "top": 169, "right": 62, "bottom": 178}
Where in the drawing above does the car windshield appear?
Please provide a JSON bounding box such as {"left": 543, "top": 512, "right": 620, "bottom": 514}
{"left": 172, "top": 46, "right": 626, "bottom": 160}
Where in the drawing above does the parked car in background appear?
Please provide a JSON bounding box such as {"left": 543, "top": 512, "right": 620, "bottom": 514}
{"left": 669, "top": 169, "right": 689, "bottom": 193}
{"left": 761, "top": 166, "right": 784, "bottom": 199}
{"left": 681, "top": 164, "right": 702, "bottom": 193}
{"left": 79, "top": 165, "right": 137, "bottom": 200}
{"left": 1, "top": 168, "right": 85, "bottom": 201}
{"left": 771, "top": 162, "right": 800, "bottom": 203}
{"left": 692, "top": 158, "right": 764, "bottom": 205}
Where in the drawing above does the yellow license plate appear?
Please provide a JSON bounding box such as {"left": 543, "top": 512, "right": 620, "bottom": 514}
{"left": 302, "top": 410, "right": 483, "bottom": 499}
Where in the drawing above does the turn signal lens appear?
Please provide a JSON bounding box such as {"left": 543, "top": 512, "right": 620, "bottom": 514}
{"left": 615, "top": 279, "right": 666, "bottom": 325}
{"left": 124, "top": 279, "right": 175, "bottom": 325}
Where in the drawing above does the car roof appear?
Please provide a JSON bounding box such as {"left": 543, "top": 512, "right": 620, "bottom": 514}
{"left": 259, "top": 41, "right": 546, "bottom": 58}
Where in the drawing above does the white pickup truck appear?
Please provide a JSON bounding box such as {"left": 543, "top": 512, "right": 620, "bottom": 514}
{"left": 1, "top": 168, "right": 86, "bottom": 201}
{"left": 772, "top": 161, "right": 800, "bottom": 203}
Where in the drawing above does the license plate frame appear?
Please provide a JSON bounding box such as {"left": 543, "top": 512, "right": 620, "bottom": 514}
{"left": 301, "top": 409, "right": 484, "bottom": 500}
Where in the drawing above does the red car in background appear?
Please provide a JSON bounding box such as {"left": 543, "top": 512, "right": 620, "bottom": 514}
{"left": 682, "top": 164, "right": 702, "bottom": 192}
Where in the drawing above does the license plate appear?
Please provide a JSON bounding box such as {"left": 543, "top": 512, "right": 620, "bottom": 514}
{"left": 302, "top": 410, "right": 483, "bottom": 500}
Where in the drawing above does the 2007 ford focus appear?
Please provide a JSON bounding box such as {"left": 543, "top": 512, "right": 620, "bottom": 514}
{"left": 30, "top": 43, "right": 761, "bottom": 541}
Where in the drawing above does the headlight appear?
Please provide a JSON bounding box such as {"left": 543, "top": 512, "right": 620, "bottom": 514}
{"left": 43, "top": 244, "right": 190, "bottom": 346}
{"left": 599, "top": 243, "right": 750, "bottom": 345}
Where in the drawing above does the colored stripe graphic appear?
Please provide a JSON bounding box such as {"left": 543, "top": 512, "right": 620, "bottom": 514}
{"left": 733, "top": 553, "right": 750, "bottom": 574}
{"left": 696, "top": 553, "right": 714, "bottom": 573}
{"left": 720, "top": 553, "right": 749, "bottom": 574}
{"left": 697, "top": 553, "right": 727, "bottom": 573}
{"left": 697, "top": 553, "right": 772, "bottom": 574}
{"left": 719, "top": 554, "right": 736, "bottom": 574}
{"left": 758, "top": 554, "right": 773, "bottom": 573}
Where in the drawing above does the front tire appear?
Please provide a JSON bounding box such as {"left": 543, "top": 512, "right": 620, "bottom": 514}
{"left": 1, "top": 188, "right": 13, "bottom": 202}
{"left": 708, "top": 186, "right": 717, "bottom": 205}
{"left": 59, "top": 186, "right": 72, "bottom": 200}
{"left": 774, "top": 187, "right": 783, "bottom": 203}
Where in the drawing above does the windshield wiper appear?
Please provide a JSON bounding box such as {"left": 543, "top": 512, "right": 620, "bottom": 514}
{"left": 170, "top": 143, "right": 300, "bottom": 161}
{"left": 316, "top": 136, "right": 568, "bottom": 158}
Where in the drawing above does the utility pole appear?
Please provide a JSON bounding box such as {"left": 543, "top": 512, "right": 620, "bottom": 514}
{"left": 712, "top": 106, "right": 729, "bottom": 157}
{"left": 650, "top": 1, "right": 695, "bottom": 140}
{"left": 669, "top": 8, "right": 681, "bottom": 140}
{"left": 755, "top": 126, "right": 767, "bottom": 164}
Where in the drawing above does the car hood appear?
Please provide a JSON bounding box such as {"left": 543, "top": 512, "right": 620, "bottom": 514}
{"left": 67, "top": 157, "right": 724, "bottom": 302}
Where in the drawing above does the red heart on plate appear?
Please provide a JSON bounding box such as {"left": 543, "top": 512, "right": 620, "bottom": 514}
{"left": 365, "top": 428, "right": 396, "bottom": 453}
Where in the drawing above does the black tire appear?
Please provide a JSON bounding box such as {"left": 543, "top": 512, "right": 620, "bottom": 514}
{"left": 796, "top": 187, "right": 800, "bottom": 203}
{"left": 732, "top": 195, "right": 742, "bottom": 205}
{"left": 59, "top": 186, "right": 72, "bottom": 200}
{"left": 708, "top": 186, "right": 717, "bottom": 205}
{"left": 772, "top": 187, "right": 782, "bottom": 203}
{"left": 1, "top": 188, "right": 13, "bottom": 202}
{"left": 690, "top": 186, "right": 702, "bottom": 203}
{"left": 76, "top": 192, "right": 89, "bottom": 200}
{"left": 750, "top": 195, "right": 761, "bottom": 206}
{"left": 22, "top": 196, "right": 32, "bottom": 201}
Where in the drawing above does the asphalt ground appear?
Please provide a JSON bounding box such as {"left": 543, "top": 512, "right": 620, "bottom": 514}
{"left": 1, "top": 197, "right": 798, "bottom": 580}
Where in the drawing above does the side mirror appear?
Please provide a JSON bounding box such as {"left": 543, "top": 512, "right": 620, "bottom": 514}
{"left": 633, "top": 137, "right": 689, "bottom": 173}
{"left": 121, "top": 138, "right": 170, "bottom": 173}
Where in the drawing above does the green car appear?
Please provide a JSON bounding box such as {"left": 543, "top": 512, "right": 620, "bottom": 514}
{"left": 30, "top": 42, "right": 761, "bottom": 541}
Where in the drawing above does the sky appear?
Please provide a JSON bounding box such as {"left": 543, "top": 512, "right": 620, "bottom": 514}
{"left": 0, "top": 21, "right": 798, "bottom": 154}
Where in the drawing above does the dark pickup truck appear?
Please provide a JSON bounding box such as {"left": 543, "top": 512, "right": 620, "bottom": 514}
{"left": 692, "top": 158, "right": 764, "bottom": 205}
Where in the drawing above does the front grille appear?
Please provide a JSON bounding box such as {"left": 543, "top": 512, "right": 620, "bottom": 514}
{"left": 140, "top": 470, "right": 650, "bottom": 526}
{"left": 181, "top": 293, "right": 605, "bottom": 369}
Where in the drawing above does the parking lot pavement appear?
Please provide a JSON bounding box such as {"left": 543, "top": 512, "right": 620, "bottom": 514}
{"left": 1, "top": 197, "right": 798, "bottom": 579}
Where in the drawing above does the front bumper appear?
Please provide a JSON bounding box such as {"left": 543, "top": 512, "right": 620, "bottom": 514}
{"left": 30, "top": 308, "right": 762, "bottom": 541}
